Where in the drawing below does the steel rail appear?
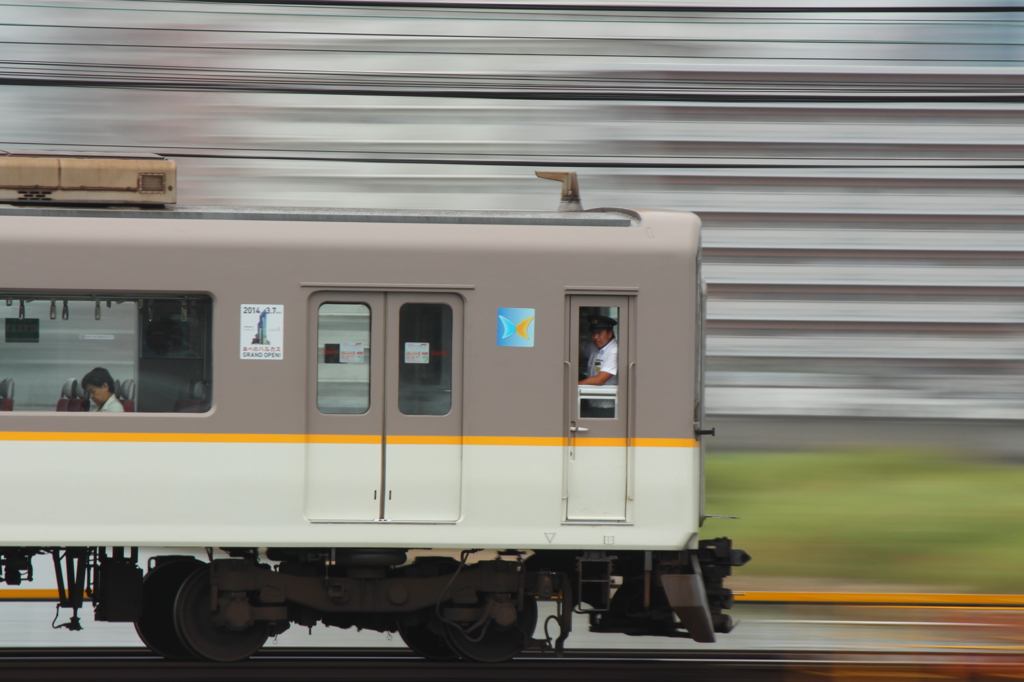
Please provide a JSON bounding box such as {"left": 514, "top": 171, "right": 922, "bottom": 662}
{"left": 0, "top": 646, "right": 1019, "bottom": 682}
{"left": 3, "top": 589, "right": 1024, "bottom": 605}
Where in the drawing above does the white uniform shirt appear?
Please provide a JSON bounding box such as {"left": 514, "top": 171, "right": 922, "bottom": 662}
{"left": 90, "top": 395, "right": 124, "bottom": 413}
{"left": 582, "top": 337, "right": 618, "bottom": 385}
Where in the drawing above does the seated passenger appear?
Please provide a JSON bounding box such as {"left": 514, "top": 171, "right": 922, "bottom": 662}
{"left": 81, "top": 367, "right": 124, "bottom": 413}
{"left": 579, "top": 315, "right": 618, "bottom": 386}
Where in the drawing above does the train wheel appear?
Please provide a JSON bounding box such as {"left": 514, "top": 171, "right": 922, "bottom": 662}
{"left": 173, "top": 565, "right": 270, "bottom": 663}
{"left": 444, "top": 598, "right": 537, "bottom": 663}
{"left": 134, "top": 557, "right": 206, "bottom": 659}
{"left": 398, "top": 613, "right": 460, "bottom": 661}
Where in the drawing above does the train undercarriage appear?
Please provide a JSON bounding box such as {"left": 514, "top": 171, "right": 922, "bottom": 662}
{"left": 0, "top": 539, "right": 748, "bottom": 663}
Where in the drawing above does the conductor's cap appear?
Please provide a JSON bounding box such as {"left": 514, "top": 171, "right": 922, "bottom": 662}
{"left": 588, "top": 315, "right": 618, "bottom": 331}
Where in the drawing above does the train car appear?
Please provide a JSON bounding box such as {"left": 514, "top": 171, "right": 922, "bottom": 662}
{"left": 0, "top": 152, "right": 747, "bottom": 662}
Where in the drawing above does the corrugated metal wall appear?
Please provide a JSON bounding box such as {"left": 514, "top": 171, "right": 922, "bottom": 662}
{"left": 4, "top": 1, "right": 1024, "bottom": 449}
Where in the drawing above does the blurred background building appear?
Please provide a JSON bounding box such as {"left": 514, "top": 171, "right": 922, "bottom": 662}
{"left": 4, "top": 0, "right": 1024, "bottom": 453}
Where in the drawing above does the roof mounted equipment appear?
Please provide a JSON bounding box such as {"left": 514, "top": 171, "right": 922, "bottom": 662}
{"left": 0, "top": 151, "right": 176, "bottom": 205}
{"left": 535, "top": 171, "right": 583, "bottom": 212}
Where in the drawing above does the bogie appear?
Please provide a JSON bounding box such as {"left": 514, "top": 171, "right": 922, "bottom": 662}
{"left": 398, "top": 612, "right": 460, "bottom": 661}
{"left": 443, "top": 595, "right": 538, "bottom": 663}
{"left": 134, "top": 557, "right": 206, "bottom": 660}
{"left": 173, "top": 566, "right": 271, "bottom": 663}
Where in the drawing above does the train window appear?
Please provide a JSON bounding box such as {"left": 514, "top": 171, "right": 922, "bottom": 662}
{"left": 578, "top": 306, "right": 619, "bottom": 418}
{"left": 0, "top": 294, "right": 212, "bottom": 413}
{"left": 398, "top": 303, "right": 452, "bottom": 416}
{"left": 139, "top": 297, "right": 213, "bottom": 413}
{"left": 317, "top": 303, "right": 371, "bottom": 414}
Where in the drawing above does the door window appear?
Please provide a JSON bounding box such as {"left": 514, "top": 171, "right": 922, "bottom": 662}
{"left": 317, "top": 303, "right": 371, "bottom": 414}
{"left": 398, "top": 303, "right": 452, "bottom": 416}
{"left": 577, "top": 306, "right": 620, "bottom": 418}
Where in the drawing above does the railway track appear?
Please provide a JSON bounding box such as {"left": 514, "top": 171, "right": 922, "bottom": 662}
{"left": 0, "top": 647, "right": 1019, "bottom": 682}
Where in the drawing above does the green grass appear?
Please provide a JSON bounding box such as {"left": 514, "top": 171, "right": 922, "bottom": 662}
{"left": 699, "top": 450, "right": 1024, "bottom": 593}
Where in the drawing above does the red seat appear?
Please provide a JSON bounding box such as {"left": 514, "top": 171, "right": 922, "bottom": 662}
{"left": 56, "top": 379, "right": 77, "bottom": 412}
{"left": 117, "top": 379, "right": 135, "bottom": 413}
{"left": 0, "top": 378, "right": 12, "bottom": 411}
{"left": 71, "top": 380, "right": 89, "bottom": 411}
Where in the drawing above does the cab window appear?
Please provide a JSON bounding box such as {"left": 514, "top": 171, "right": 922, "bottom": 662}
{"left": 578, "top": 306, "right": 620, "bottom": 418}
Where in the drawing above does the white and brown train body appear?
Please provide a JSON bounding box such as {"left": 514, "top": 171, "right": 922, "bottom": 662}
{"left": 0, "top": 154, "right": 747, "bottom": 662}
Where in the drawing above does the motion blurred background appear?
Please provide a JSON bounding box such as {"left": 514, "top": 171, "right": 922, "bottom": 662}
{"left": 4, "top": 0, "right": 1024, "bottom": 593}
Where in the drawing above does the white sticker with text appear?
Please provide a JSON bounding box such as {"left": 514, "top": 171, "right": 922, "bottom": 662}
{"left": 404, "top": 342, "right": 430, "bottom": 364}
{"left": 339, "top": 342, "right": 364, "bottom": 363}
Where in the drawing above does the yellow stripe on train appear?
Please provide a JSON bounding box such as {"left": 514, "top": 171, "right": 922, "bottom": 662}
{"left": 0, "top": 432, "right": 696, "bottom": 447}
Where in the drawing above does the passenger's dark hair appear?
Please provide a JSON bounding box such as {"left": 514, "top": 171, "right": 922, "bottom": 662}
{"left": 82, "top": 367, "right": 115, "bottom": 392}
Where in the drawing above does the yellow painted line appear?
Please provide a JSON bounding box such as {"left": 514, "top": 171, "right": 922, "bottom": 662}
{"left": 0, "top": 589, "right": 88, "bottom": 601}
{"left": 0, "top": 432, "right": 698, "bottom": 447}
{"left": 576, "top": 437, "right": 629, "bottom": 447}
{"left": 465, "top": 436, "right": 566, "bottom": 446}
{"left": 633, "top": 438, "right": 698, "bottom": 447}
{"left": 736, "top": 592, "right": 1024, "bottom": 607}
{"left": 306, "top": 434, "right": 381, "bottom": 445}
{"left": 830, "top": 605, "right": 1024, "bottom": 612}
{"left": 387, "top": 435, "right": 463, "bottom": 446}
{"left": 467, "top": 437, "right": 696, "bottom": 447}
{"left": 882, "top": 644, "right": 1024, "bottom": 651}
{"left": 0, "top": 431, "right": 307, "bottom": 444}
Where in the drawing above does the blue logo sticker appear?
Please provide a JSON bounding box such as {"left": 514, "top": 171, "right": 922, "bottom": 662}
{"left": 496, "top": 308, "right": 535, "bottom": 347}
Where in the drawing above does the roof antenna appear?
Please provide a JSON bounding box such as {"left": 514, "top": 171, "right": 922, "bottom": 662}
{"left": 535, "top": 171, "right": 583, "bottom": 212}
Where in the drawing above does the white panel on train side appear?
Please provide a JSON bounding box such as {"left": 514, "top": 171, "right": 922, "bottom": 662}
{"left": 0, "top": 440, "right": 697, "bottom": 548}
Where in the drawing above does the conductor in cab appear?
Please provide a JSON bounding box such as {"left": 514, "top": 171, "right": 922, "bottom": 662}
{"left": 579, "top": 315, "right": 618, "bottom": 386}
{"left": 82, "top": 367, "right": 124, "bottom": 413}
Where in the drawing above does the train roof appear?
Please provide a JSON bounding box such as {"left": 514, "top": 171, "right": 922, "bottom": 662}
{"left": 0, "top": 154, "right": 671, "bottom": 229}
{"left": 0, "top": 204, "right": 637, "bottom": 227}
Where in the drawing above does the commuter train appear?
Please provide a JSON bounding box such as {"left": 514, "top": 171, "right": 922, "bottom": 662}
{"left": 0, "top": 152, "right": 747, "bottom": 662}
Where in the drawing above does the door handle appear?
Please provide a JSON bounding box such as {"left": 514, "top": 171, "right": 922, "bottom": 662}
{"left": 570, "top": 426, "right": 589, "bottom": 433}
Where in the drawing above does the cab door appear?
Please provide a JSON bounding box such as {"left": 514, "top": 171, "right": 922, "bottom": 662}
{"left": 566, "top": 296, "right": 630, "bottom": 521}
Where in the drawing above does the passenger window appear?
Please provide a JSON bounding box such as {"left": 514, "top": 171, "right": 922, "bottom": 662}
{"left": 0, "top": 293, "right": 212, "bottom": 413}
{"left": 398, "top": 303, "right": 452, "bottom": 416}
{"left": 317, "top": 303, "right": 371, "bottom": 415}
{"left": 578, "top": 306, "right": 620, "bottom": 419}
{"left": 139, "top": 297, "right": 212, "bottom": 413}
